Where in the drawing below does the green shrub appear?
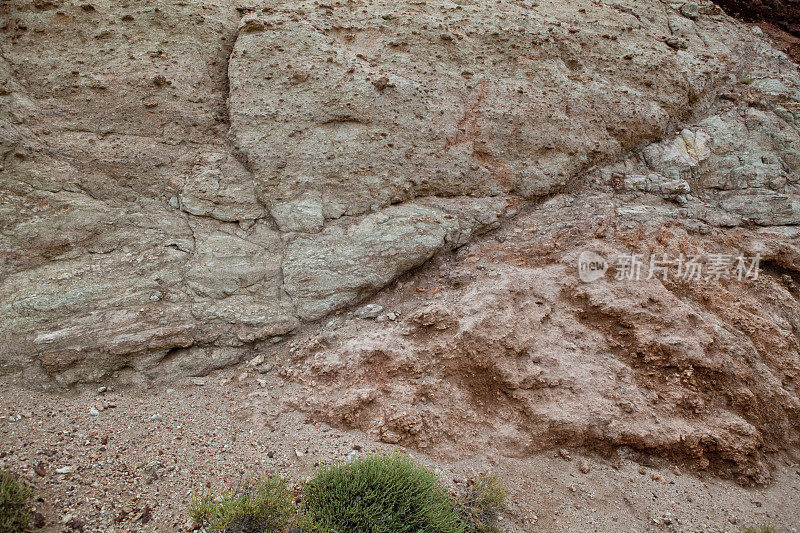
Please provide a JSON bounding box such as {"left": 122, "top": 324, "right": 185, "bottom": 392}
{"left": 456, "top": 474, "right": 507, "bottom": 533}
{"left": 189, "top": 475, "right": 295, "bottom": 533}
{"left": 743, "top": 526, "right": 775, "bottom": 533}
{"left": 0, "top": 470, "right": 33, "bottom": 533}
{"left": 188, "top": 456, "right": 507, "bottom": 533}
{"left": 303, "top": 453, "right": 465, "bottom": 533}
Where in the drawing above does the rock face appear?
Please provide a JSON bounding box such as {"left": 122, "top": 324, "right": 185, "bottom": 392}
{"left": 289, "top": 175, "right": 800, "bottom": 485}
{"left": 2, "top": 0, "right": 800, "bottom": 483}
{"left": 283, "top": 198, "right": 506, "bottom": 320}
{"left": 283, "top": 15, "right": 798, "bottom": 479}
{"left": 228, "top": 0, "right": 732, "bottom": 223}
{"left": 610, "top": 92, "right": 800, "bottom": 226}
{"left": 276, "top": 1, "right": 800, "bottom": 484}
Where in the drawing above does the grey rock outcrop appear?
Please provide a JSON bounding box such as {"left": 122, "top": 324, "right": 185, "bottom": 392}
{"left": 177, "top": 154, "right": 266, "bottom": 223}
{"left": 283, "top": 198, "right": 505, "bottom": 320}
{"left": 605, "top": 69, "right": 800, "bottom": 226}
{"left": 227, "top": 0, "right": 742, "bottom": 229}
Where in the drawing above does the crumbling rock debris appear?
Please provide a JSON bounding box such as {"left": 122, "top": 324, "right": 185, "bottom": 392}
{"left": 289, "top": 194, "right": 800, "bottom": 484}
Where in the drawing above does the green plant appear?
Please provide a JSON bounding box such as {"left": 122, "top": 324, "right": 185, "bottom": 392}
{"left": 303, "top": 453, "right": 465, "bottom": 533}
{"left": 743, "top": 525, "right": 775, "bottom": 533}
{"left": 0, "top": 469, "right": 33, "bottom": 533}
{"left": 189, "top": 475, "right": 295, "bottom": 533}
{"left": 456, "top": 474, "right": 507, "bottom": 533}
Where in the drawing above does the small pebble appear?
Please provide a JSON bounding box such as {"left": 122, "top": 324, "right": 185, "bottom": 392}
{"left": 355, "top": 304, "right": 383, "bottom": 319}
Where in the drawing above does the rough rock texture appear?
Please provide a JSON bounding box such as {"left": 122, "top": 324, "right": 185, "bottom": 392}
{"left": 279, "top": 15, "right": 800, "bottom": 484}
{"left": 609, "top": 84, "right": 800, "bottom": 226}
{"left": 287, "top": 193, "right": 800, "bottom": 484}
{"left": 228, "top": 0, "right": 730, "bottom": 224}
{"left": 1, "top": 0, "right": 252, "bottom": 384}
{"left": 283, "top": 197, "right": 506, "bottom": 320}
{"left": 0, "top": 0, "right": 788, "bottom": 386}
{"left": 2, "top": 0, "right": 800, "bottom": 487}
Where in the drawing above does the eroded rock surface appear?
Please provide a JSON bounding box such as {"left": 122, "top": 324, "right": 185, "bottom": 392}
{"left": 2, "top": 0, "right": 800, "bottom": 486}
{"left": 280, "top": 25, "right": 800, "bottom": 484}
{"left": 228, "top": 0, "right": 739, "bottom": 228}
{"left": 283, "top": 196, "right": 507, "bottom": 319}
{"left": 288, "top": 192, "right": 800, "bottom": 484}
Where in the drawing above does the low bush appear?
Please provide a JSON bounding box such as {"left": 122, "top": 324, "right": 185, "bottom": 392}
{"left": 189, "top": 475, "right": 295, "bottom": 533}
{"left": 303, "top": 453, "right": 465, "bottom": 533}
{"left": 456, "top": 474, "right": 507, "bottom": 533}
{"left": 188, "top": 454, "right": 507, "bottom": 533}
{"left": 743, "top": 526, "right": 775, "bottom": 533}
{"left": 0, "top": 470, "right": 33, "bottom": 533}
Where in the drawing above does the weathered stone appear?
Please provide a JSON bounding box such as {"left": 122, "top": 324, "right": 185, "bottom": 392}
{"left": 355, "top": 304, "right": 384, "bottom": 320}
{"left": 718, "top": 191, "right": 800, "bottom": 225}
{"left": 681, "top": 3, "right": 701, "bottom": 20}
{"left": 290, "top": 190, "right": 800, "bottom": 485}
{"left": 622, "top": 174, "right": 691, "bottom": 198}
{"left": 185, "top": 225, "right": 280, "bottom": 299}
{"left": 605, "top": 82, "right": 800, "bottom": 226}
{"left": 283, "top": 201, "right": 488, "bottom": 320}
{"left": 178, "top": 154, "right": 266, "bottom": 223}
{"left": 1, "top": 0, "right": 799, "bottom": 390}
{"left": 228, "top": 0, "right": 740, "bottom": 231}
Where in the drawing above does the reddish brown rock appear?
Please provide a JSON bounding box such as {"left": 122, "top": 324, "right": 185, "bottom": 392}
{"left": 713, "top": 0, "right": 800, "bottom": 36}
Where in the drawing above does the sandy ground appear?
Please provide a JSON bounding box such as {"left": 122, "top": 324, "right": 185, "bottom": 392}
{"left": 1, "top": 368, "right": 799, "bottom": 533}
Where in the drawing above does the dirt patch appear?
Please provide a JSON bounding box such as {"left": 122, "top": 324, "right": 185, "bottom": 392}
{"left": 2, "top": 366, "right": 800, "bottom": 531}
